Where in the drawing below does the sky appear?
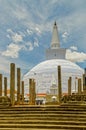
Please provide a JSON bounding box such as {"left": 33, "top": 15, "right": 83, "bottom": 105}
{"left": 0, "top": 0, "right": 86, "bottom": 80}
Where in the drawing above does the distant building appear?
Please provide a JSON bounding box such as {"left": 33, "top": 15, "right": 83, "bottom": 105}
{"left": 24, "top": 22, "right": 84, "bottom": 96}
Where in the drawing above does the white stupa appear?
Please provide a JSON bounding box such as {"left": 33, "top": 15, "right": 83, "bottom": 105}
{"left": 24, "top": 22, "right": 84, "bottom": 95}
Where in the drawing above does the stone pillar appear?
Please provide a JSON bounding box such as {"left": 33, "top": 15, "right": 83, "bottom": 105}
{"left": 32, "top": 81, "right": 36, "bottom": 105}
{"left": 58, "top": 66, "right": 62, "bottom": 103}
{"left": 4, "top": 77, "right": 7, "bottom": 96}
{"left": 29, "top": 79, "right": 32, "bottom": 104}
{"left": 0, "top": 74, "right": 2, "bottom": 96}
{"left": 83, "top": 74, "right": 86, "bottom": 94}
{"left": 10, "top": 63, "right": 15, "bottom": 106}
{"left": 21, "top": 81, "right": 24, "bottom": 104}
{"left": 29, "top": 79, "right": 36, "bottom": 105}
{"left": 17, "top": 68, "right": 21, "bottom": 104}
{"left": 78, "top": 78, "right": 82, "bottom": 95}
{"left": 68, "top": 77, "right": 72, "bottom": 95}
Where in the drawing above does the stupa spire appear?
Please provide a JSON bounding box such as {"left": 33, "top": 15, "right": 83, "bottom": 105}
{"left": 51, "top": 21, "right": 60, "bottom": 49}
{"left": 46, "top": 21, "right": 66, "bottom": 60}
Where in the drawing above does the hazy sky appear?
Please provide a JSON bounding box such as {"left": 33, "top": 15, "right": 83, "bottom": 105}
{"left": 0, "top": 0, "right": 86, "bottom": 79}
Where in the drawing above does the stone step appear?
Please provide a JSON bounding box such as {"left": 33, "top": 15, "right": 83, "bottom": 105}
{"left": 0, "top": 129, "right": 84, "bottom": 130}
{"left": 2, "top": 104, "right": 86, "bottom": 107}
{"left": 59, "top": 104, "right": 86, "bottom": 108}
{"left": 0, "top": 107, "right": 86, "bottom": 111}
{"left": 0, "top": 128, "right": 61, "bottom": 130}
{"left": 1, "top": 116, "right": 86, "bottom": 121}
{"left": 0, "top": 105, "right": 86, "bottom": 129}
{"left": 1, "top": 108, "right": 86, "bottom": 112}
{"left": 0, "top": 123, "right": 86, "bottom": 129}
{"left": 1, "top": 106, "right": 86, "bottom": 110}
{"left": 1, "top": 107, "right": 86, "bottom": 111}
{"left": 1, "top": 111, "right": 86, "bottom": 115}
{"left": 0, "top": 119, "right": 86, "bottom": 125}
{"left": 0, "top": 128, "right": 78, "bottom": 130}
{"left": 0, "top": 113, "right": 86, "bottom": 117}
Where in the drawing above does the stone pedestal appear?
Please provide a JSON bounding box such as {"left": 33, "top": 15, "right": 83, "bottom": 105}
{"left": 4, "top": 77, "right": 7, "bottom": 96}
{"left": 68, "top": 77, "right": 72, "bottom": 95}
{"left": 0, "top": 74, "right": 2, "bottom": 96}
{"left": 29, "top": 79, "right": 36, "bottom": 105}
{"left": 10, "top": 63, "right": 15, "bottom": 106}
{"left": 17, "top": 68, "right": 21, "bottom": 104}
{"left": 58, "top": 66, "right": 62, "bottom": 103}
{"left": 21, "top": 81, "right": 24, "bottom": 104}
{"left": 78, "top": 78, "right": 82, "bottom": 95}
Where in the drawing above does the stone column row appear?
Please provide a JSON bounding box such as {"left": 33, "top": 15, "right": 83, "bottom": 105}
{"left": 57, "top": 66, "right": 83, "bottom": 103}
{"left": 0, "top": 63, "right": 25, "bottom": 106}
{"left": 68, "top": 77, "right": 82, "bottom": 95}
{"left": 10, "top": 63, "right": 25, "bottom": 106}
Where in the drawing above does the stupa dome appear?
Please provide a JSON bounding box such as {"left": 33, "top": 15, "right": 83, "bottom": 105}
{"left": 24, "top": 59, "right": 84, "bottom": 94}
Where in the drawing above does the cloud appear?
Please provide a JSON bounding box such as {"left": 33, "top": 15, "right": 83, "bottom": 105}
{"left": 34, "top": 38, "right": 39, "bottom": 47}
{"left": 2, "top": 43, "right": 21, "bottom": 58}
{"left": 26, "top": 27, "right": 41, "bottom": 36}
{"left": 2, "top": 29, "right": 25, "bottom": 58}
{"left": 70, "top": 46, "right": 78, "bottom": 51}
{"left": 12, "top": 33, "right": 23, "bottom": 43}
{"left": 25, "top": 42, "right": 34, "bottom": 51}
{"left": 62, "top": 31, "right": 69, "bottom": 42}
{"left": 35, "top": 27, "right": 41, "bottom": 35}
{"left": 27, "top": 29, "right": 33, "bottom": 35}
{"left": 24, "top": 38, "right": 39, "bottom": 51}
{"left": 4, "top": 28, "right": 40, "bottom": 58}
{"left": 66, "top": 49, "right": 86, "bottom": 62}
{"left": 7, "top": 29, "right": 23, "bottom": 43}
